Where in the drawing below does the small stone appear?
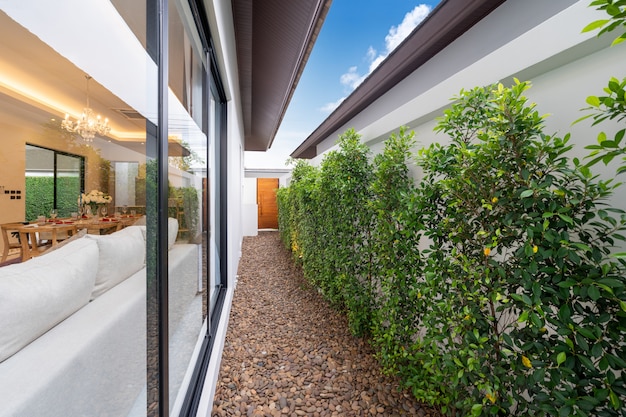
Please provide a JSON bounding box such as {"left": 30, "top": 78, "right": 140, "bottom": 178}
{"left": 278, "top": 396, "right": 287, "bottom": 409}
{"left": 210, "top": 232, "right": 443, "bottom": 417}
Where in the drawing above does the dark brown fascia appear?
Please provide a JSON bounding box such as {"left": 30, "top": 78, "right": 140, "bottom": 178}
{"left": 290, "top": 0, "right": 506, "bottom": 159}
{"left": 233, "top": 0, "right": 332, "bottom": 152}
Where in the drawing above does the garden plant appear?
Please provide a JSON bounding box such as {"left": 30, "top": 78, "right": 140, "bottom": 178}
{"left": 579, "top": 0, "right": 626, "bottom": 174}
{"left": 277, "top": 81, "right": 626, "bottom": 416}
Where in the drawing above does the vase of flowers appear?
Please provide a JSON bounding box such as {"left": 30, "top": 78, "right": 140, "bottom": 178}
{"left": 79, "top": 190, "right": 112, "bottom": 218}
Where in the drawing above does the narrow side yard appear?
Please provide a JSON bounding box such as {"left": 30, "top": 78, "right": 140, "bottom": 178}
{"left": 211, "top": 231, "right": 439, "bottom": 417}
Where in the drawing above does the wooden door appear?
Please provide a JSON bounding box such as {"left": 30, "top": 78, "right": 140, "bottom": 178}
{"left": 257, "top": 178, "right": 279, "bottom": 229}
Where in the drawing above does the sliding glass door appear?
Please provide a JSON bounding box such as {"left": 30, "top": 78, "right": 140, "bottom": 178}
{"left": 0, "top": 1, "right": 228, "bottom": 416}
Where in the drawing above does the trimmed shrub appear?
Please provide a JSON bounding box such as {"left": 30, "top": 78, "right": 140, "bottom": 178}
{"left": 278, "top": 81, "right": 626, "bottom": 417}
{"left": 412, "top": 80, "right": 626, "bottom": 416}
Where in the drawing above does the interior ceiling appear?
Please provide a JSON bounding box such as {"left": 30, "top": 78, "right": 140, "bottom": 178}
{"left": 232, "top": 0, "right": 332, "bottom": 151}
{"left": 0, "top": 7, "right": 188, "bottom": 156}
{"left": 0, "top": 10, "right": 145, "bottom": 141}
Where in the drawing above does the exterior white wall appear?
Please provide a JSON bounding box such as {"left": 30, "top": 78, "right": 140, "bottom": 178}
{"left": 196, "top": 0, "right": 246, "bottom": 415}
{"left": 314, "top": 0, "right": 624, "bottom": 194}
{"left": 242, "top": 178, "right": 258, "bottom": 236}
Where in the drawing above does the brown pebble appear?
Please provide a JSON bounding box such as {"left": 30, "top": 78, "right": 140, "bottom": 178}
{"left": 210, "top": 232, "right": 442, "bottom": 417}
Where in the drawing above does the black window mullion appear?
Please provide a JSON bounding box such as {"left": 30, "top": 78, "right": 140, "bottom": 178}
{"left": 53, "top": 153, "right": 58, "bottom": 209}
{"left": 156, "top": 0, "right": 170, "bottom": 408}
{"left": 146, "top": 0, "right": 169, "bottom": 415}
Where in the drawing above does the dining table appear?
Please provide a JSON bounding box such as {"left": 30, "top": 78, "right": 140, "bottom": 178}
{"left": 74, "top": 214, "right": 141, "bottom": 234}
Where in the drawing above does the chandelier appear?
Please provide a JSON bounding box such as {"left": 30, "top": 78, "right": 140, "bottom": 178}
{"left": 61, "top": 75, "right": 111, "bottom": 142}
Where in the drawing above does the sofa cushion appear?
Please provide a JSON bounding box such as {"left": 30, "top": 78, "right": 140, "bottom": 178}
{"left": 117, "top": 219, "right": 175, "bottom": 248}
{"left": 86, "top": 226, "right": 145, "bottom": 299}
{"left": 0, "top": 237, "right": 99, "bottom": 363}
{"left": 168, "top": 217, "right": 179, "bottom": 250}
{"left": 114, "top": 225, "right": 146, "bottom": 243}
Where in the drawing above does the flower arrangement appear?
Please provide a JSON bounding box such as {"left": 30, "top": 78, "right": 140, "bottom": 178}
{"left": 79, "top": 189, "right": 112, "bottom": 216}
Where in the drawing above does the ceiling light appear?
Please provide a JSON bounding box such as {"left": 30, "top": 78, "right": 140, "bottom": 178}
{"left": 61, "top": 75, "right": 110, "bottom": 142}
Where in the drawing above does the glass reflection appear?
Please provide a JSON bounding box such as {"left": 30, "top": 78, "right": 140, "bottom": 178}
{"left": 167, "top": 0, "right": 208, "bottom": 413}
{"left": 0, "top": 2, "right": 150, "bottom": 416}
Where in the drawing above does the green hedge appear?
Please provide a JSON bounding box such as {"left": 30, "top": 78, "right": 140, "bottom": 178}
{"left": 277, "top": 81, "right": 626, "bottom": 416}
{"left": 25, "top": 176, "right": 81, "bottom": 221}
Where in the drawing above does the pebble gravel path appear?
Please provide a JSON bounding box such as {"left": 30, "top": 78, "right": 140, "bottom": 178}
{"left": 211, "top": 231, "right": 441, "bottom": 417}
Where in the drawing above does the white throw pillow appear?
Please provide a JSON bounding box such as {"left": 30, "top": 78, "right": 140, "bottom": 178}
{"left": 86, "top": 226, "right": 146, "bottom": 299}
{"left": 0, "top": 238, "right": 99, "bottom": 362}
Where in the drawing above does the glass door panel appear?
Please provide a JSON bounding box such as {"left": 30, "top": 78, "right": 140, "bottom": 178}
{"left": 167, "top": 0, "right": 208, "bottom": 412}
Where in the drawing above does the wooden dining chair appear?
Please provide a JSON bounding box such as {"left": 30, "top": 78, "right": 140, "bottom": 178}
{"left": 18, "top": 224, "right": 76, "bottom": 261}
{"left": 1, "top": 222, "right": 26, "bottom": 263}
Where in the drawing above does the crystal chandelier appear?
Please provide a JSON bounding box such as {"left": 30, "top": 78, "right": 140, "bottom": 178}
{"left": 61, "top": 75, "right": 110, "bottom": 142}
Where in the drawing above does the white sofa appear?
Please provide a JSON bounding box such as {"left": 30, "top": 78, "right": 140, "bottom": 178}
{"left": 0, "top": 219, "right": 200, "bottom": 417}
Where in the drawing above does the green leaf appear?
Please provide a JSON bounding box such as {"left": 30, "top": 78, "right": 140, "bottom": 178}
{"left": 581, "top": 19, "right": 609, "bottom": 33}
{"left": 612, "top": 35, "right": 625, "bottom": 46}
{"left": 520, "top": 189, "right": 534, "bottom": 198}
{"left": 530, "top": 312, "right": 543, "bottom": 328}
{"left": 518, "top": 310, "right": 529, "bottom": 323}
{"left": 558, "top": 214, "right": 574, "bottom": 225}
{"left": 577, "top": 326, "right": 596, "bottom": 340}
{"left": 471, "top": 404, "right": 483, "bottom": 416}
{"left": 597, "top": 278, "right": 624, "bottom": 288}
{"left": 588, "top": 285, "right": 601, "bottom": 301}
{"left": 610, "top": 390, "right": 621, "bottom": 410}
{"left": 557, "top": 352, "right": 566, "bottom": 366}
{"left": 572, "top": 243, "right": 591, "bottom": 252}
{"left": 579, "top": 355, "right": 597, "bottom": 372}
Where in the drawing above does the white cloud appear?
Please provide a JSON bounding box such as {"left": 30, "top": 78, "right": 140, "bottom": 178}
{"left": 385, "top": 4, "right": 431, "bottom": 52}
{"left": 320, "top": 96, "right": 346, "bottom": 114}
{"left": 339, "top": 66, "right": 367, "bottom": 90}
{"left": 368, "top": 54, "right": 386, "bottom": 73}
{"left": 366, "top": 46, "right": 377, "bottom": 61}
{"left": 336, "top": 4, "right": 432, "bottom": 95}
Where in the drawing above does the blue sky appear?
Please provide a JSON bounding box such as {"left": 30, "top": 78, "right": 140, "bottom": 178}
{"left": 245, "top": 1, "right": 441, "bottom": 169}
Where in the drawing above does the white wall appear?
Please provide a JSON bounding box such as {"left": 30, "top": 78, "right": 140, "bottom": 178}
{"left": 196, "top": 0, "right": 245, "bottom": 415}
{"left": 242, "top": 178, "right": 258, "bottom": 236}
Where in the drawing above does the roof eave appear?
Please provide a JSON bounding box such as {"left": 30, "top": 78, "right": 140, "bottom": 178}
{"left": 290, "top": 0, "right": 506, "bottom": 159}
{"left": 233, "top": 0, "right": 332, "bottom": 152}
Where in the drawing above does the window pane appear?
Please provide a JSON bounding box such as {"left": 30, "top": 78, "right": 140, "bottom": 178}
{"left": 167, "top": 0, "right": 208, "bottom": 412}
{"left": 56, "top": 153, "right": 82, "bottom": 218}
{"left": 24, "top": 145, "right": 54, "bottom": 221}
